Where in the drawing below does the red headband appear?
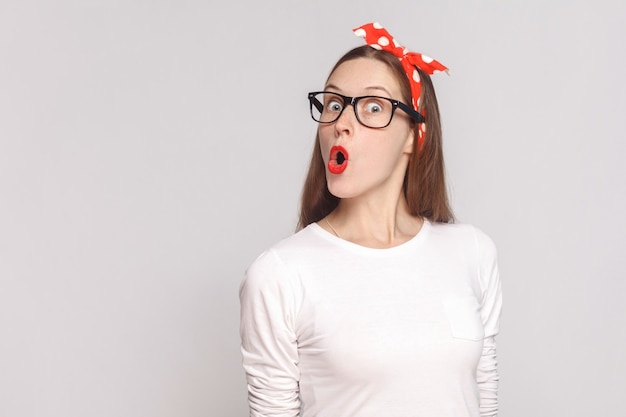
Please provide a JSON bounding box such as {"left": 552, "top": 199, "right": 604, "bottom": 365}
{"left": 353, "top": 22, "right": 448, "bottom": 145}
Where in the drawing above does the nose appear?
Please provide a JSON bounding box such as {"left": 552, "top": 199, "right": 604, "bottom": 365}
{"left": 334, "top": 101, "right": 358, "bottom": 135}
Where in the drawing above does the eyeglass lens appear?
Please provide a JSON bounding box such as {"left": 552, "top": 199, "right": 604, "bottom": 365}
{"left": 310, "top": 92, "right": 394, "bottom": 128}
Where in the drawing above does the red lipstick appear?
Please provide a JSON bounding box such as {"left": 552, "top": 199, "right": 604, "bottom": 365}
{"left": 328, "top": 145, "right": 349, "bottom": 174}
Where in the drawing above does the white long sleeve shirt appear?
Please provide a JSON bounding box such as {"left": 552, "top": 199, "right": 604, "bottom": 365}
{"left": 240, "top": 220, "right": 502, "bottom": 417}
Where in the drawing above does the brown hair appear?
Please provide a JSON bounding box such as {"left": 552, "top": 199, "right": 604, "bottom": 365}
{"left": 297, "top": 45, "right": 453, "bottom": 230}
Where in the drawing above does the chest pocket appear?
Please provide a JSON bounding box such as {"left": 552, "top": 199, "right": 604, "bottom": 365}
{"left": 443, "top": 294, "right": 485, "bottom": 341}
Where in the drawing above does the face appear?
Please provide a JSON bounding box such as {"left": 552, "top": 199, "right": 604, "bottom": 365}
{"left": 319, "top": 57, "right": 414, "bottom": 200}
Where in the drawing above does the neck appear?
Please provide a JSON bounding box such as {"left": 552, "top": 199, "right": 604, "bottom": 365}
{"left": 327, "top": 192, "right": 423, "bottom": 249}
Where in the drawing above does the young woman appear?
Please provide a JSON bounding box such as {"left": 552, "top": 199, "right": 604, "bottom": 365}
{"left": 240, "top": 22, "right": 502, "bottom": 417}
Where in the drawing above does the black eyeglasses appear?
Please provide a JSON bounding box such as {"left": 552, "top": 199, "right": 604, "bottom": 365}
{"left": 308, "top": 91, "right": 424, "bottom": 129}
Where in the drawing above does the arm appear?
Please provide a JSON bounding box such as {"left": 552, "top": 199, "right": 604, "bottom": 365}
{"left": 239, "top": 250, "right": 302, "bottom": 417}
{"left": 474, "top": 228, "right": 503, "bottom": 417}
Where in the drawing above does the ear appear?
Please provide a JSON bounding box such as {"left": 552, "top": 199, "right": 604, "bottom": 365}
{"left": 402, "top": 126, "right": 415, "bottom": 155}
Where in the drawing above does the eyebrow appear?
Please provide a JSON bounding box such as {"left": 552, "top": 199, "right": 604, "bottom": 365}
{"left": 325, "top": 83, "right": 393, "bottom": 97}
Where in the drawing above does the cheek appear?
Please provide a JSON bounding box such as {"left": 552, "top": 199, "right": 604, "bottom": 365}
{"left": 318, "top": 128, "right": 333, "bottom": 160}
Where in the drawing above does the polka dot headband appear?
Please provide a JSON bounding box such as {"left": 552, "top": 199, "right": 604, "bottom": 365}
{"left": 353, "top": 22, "right": 448, "bottom": 145}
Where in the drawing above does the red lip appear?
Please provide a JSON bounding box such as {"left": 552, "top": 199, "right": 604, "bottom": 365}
{"left": 328, "top": 145, "right": 349, "bottom": 174}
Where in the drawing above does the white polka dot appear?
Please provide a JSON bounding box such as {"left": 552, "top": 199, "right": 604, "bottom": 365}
{"left": 373, "top": 22, "right": 383, "bottom": 29}
{"left": 433, "top": 69, "right": 441, "bottom": 74}
{"left": 422, "top": 123, "right": 427, "bottom": 132}
{"left": 354, "top": 28, "right": 366, "bottom": 38}
{"left": 421, "top": 54, "right": 433, "bottom": 63}
{"left": 378, "top": 36, "right": 390, "bottom": 46}
{"left": 371, "top": 44, "right": 382, "bottom": 50}
{"left": 412, "top": 69, "right": 420, "bottom": 83}
{"left": 417, "top": 96, "right": 421, "bottom": 107}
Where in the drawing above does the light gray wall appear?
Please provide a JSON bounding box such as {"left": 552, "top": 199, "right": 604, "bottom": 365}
{"left": 1, "top": 1, "right": 624, "bottom": 416}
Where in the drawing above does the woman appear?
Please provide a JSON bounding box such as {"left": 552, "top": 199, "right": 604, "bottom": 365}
{"left": 240, "top": 22, "right": 502, "bottom": 417}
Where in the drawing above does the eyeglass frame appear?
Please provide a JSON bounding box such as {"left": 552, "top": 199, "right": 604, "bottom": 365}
{"left": 307, "top": 91, "right": 425, "bottom": 129}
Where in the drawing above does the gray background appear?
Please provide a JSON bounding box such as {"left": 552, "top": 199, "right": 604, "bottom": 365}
{"left": 1, "top": 0, "right": 625, "bottom": 416}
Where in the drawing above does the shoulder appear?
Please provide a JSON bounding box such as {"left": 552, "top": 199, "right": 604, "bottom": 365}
{"left": 429, "top": 221, "right": 495, "bottom": 247}
{"left": 427, "top": 221, "right": 498, "bottom": 265}
{"left": 241, "top": 225, "right": 322, "bottom": 296}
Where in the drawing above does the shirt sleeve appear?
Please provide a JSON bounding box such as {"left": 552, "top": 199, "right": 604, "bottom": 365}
{"left": 239, "top": 249, "right": 302, "bottom": 417}
{"left": 474, "top": 228, "right": 503, "bottom": 417}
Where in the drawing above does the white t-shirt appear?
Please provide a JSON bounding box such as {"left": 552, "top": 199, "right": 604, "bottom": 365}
{"left": 240, "top": 220, "right": 502, "bottom": 417}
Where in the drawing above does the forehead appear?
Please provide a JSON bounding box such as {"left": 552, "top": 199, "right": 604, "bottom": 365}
{"left": 325, "top": 57, "right": 402, "bottom": 97}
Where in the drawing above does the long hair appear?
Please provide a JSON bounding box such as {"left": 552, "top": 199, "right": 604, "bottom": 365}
{"left": 297, "top": 46, "right": 453, "bottom": 230}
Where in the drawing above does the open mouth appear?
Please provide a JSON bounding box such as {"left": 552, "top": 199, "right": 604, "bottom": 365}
{"left": 328, "top": 145, "right": 349, "bottom": 174}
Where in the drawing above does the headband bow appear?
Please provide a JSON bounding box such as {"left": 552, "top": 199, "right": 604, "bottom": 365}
{"left": 353, "top": 22, "right": 448, "bottom": 145}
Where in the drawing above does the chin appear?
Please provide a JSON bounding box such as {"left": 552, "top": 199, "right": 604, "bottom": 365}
{"left": 326, "top": 180, "right": 359, "bottom": 200}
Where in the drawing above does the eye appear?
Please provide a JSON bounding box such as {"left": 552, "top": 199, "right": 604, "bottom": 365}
{"left": 326, "top": 99, "right": 343, "bottom": 113}
{"left": 363, "top": 99, "right": 385, "bottom": 114}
